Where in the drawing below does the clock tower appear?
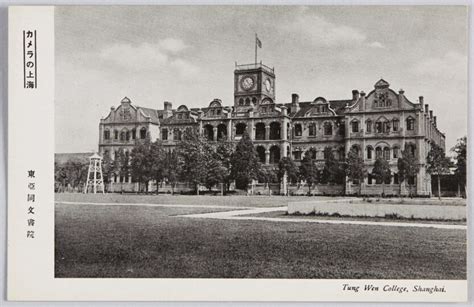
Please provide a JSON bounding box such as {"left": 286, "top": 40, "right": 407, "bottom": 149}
{"left": 234, "top": 62, "right": 275, "bottom": 109}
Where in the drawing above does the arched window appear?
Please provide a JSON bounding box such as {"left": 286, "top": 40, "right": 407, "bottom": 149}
{"left": 383, "top": 147, "right": 390, "bottom": 160}
{"left": 217, "top": 124, "right": 227, "bottom": 140}
{"left": 393, "top": 146, "right": 400, "bottom": 159}
{"left": 308, "top": 123, "right": 316, "bottom": 136}
{"left": 375, "top": 121, "right": 383, "bottom": 133}
{"left": 251, "top": 97, "right": 257, "bottom": 104}
{"left": 269, "top": 146, "right": 280, "bottom": 164}
{"left": 351, "top": 145, "right": 360, "bottom": 157}
{"left": 140, "top": 127, "right": 147, "bottom": 139}
{"left": 104, "top": 129, "right": 110, "bottom": 140}
{"left": 269, "top": 122, "right": 281, "bottom": 140}
{"left": 375, "top": 147, "right": 382, "bottom": 159}
{"left": 392, "top": 119, "right": 399, "bottom": 131}
{"left": 245, "top": 98, "right": 250, "bottom": 105}
{"left": 366, "top": 120, "right": 372, "bottom": 133}
{"left": 204, "top": 124, "right": 214, "bottom": 140}
{"left": 366, "top": 146, "right": 373, "bottom": 159}
{"left": 294, "top": 124, "right": 302, "bottom": 137}
{"left": 131, "top": 128, "right": 136, "bottom": 139}
{"left": 351, "top": 120, "right": 359, "bottom": 133}
{"left": 173, "top": 128, "right": 182, "bottom": 141}
{"left": 338, "top": 122, "right": 345, "bottom": 136}
{"left": 120, "top": 131, "right": 125, "bottom": 141}
{"left": 255, "top": 123, "right": 266, "bottom": 140}
{"left": 256, "top": 146, "right": 266, "bottom": 163}
{"left": 324, "top": 122, "right": 332, "bottom": 135}
{"left": 239, "top": 98, "right": 244, "bottom": 106}
{"left": 406, "top": 117, "right": 415, "bottom": 131}
{"left": 235, "top": 123, "right": 246, "bottom": 136}
{"left": 406, "top": 144, "right": 416, "bottom": 157}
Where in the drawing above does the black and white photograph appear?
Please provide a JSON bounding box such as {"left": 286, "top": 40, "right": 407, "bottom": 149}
{"left": 4, "top": 3, "right": 470, "bottom": 303}
{"left": 52, "top": 5, "right": 468, "bottom": 281}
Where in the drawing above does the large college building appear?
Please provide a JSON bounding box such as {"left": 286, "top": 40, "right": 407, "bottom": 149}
{"left": 98, "top": 62, "right": 445, "bottom": 196}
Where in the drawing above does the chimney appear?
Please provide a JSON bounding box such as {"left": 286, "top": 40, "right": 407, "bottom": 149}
{"left": 291, "top": 93, "right": 300, "bottom": 114}
{"left": 434, "top": 116, "right": 437, "bottom": 127}
{"left": 429, "top": 110, "right": 433, "bottom": 119}
{"left": 110, "top": 106, "right": 115, "bottom": 111}
{"left": 425, "top": 104, "right": 429, "bottom": 114}
{"left": 359, "top": 91, "right": 366, "bottom": 111}
{"left": 292, "top": 93, "right": 299, "bottom": 104}
{"left": 398, "top": 89, "right": 405, "bottom": 107}
{"left": 163, "top": 101, "right": 173, "bottom": 118}
{"left": 419, "top": 96, "right": 424, "bottom": 111}
{"left": 352, "top": 90, "right": 359, "bottom": 101}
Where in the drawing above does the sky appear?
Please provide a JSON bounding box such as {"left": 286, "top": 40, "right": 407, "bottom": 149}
{"left": 55, "top": 5, "right": 468, "bottom": 154}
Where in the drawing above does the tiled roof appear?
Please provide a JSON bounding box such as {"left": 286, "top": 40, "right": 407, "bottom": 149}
{"left": 136, "top": 106, "right": 161, "bottom": 124}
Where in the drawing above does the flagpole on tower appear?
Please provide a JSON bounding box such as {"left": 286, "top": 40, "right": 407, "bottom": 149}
{"left": 255, "top": 33, "right": 257, "bottom": 64}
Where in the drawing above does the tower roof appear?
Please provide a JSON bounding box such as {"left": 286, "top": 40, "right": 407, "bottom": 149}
{"left": 374, "top": 79, "right": 390, "bottom": 89}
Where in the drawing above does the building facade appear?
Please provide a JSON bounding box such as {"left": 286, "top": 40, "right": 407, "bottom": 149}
{"left": 98, "top": 62, "right": 445, "bottom": 196}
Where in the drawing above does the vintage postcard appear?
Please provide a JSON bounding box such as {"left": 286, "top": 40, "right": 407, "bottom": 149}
{"left": 7, "top": 5, "right": 469, "bottom": 302}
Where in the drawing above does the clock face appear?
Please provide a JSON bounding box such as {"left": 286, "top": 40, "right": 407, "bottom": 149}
{"left": 265, "top": 78, "right": 272, "bottom": 92}
{"left": 241, "top": 76, "right": 255, "bottom": 91}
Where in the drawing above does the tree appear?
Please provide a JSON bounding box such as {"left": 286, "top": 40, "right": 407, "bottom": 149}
{"left": 150, "top": 141, "right": 167, "bottom": 194}
{"left": 257, "top": 165, "right": 277, "bottom": 195}
{"left": 101, "top": 152, "right": 115, "bottom": 192}
{"left": 345, "top": 147, "right": 366, "bottom": 195}
{"left": 299, "top": 151, "right": 319, "bottom": 194}
{"left": 177, "top": 130, "right": 211, "bottom": 194}
{"left": 372, "top": 158, "right": 391, "bottom": 196}
{"left": 215, "top": 140, "right": 235, "bottom": 194}
{"left": 322, "top": 147, "right": 345, "bottom": 184}
{"left": 427, "top": 144, "right": 452, "bottom": 200}
{"left": 130, "top": 142, "right": 153, "bottom": 193}
{"left": 230, "top": 132, "right": 261, "bottom": 190}
{"left": 164, "top": 149, "right": 180, "bottom": 195}
{"left": 397, "top": 149, "right": 420, "bottom": 197}
{"left": 451, "top": 136, "right": 467, "bottom": 197}
{"left": 277, "top": 157, "right": 299, "bottom": 184}
{"left": 115, "top": 149, "right": 131, "bottom": 193}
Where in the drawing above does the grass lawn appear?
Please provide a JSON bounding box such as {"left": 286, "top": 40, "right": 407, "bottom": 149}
{"left": 55, "top": 193, "right": 336, "bottom": 208}
{"left": 242, "top": 210, "right": 467, "bottom": 225}
{"left": 55, "top": 198, "right": 467, "bottom": 279}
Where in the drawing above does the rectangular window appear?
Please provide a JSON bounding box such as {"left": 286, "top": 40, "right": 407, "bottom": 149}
{"left": 309, "top": 124, "right": 316, "bottom": 136}
{"left": 375, "top": 122, "right": 383, "bottom": 133}
{"left": 351, "top": 121, "right": 359, "bottom": 133}
{"left": 293, "top": 151, "right": 302, "bottom": 160}
{"left": 162, "top": 129, "right": 168, "bottom": 140}
{"left": 393, "top": 120, "right": 399, "bottom": 131}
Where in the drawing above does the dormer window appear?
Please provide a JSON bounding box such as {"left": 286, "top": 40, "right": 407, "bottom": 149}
{"left": 178, "top": 113, "right": 182, "bottom": 119}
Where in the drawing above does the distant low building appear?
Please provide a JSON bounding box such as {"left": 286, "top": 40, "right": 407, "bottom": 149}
{"left": 98, "top": 62, "right": 445, "bottom": 196}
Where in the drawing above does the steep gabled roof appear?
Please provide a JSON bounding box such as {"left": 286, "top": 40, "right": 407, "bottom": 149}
{"left": 136, "top": 106, "right": 161, "bottom": 124}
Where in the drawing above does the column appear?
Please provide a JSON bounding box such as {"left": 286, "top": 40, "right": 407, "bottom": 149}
{"left": 227, "top": 120, "right": 232, "bottom": 141}
{"left": 265, "top": 149, "right": 270, "bottom": 165}
{"left": 249, "top": 120, "right": 255, "bottom": 140}
{"left": 213, "top": 127, "right": 217, "bottom": 141}
{"left": 282, "top": 119, "right": 288, "bottom": 141}
{"left": 265, "top": 125, "right": 270, "bottom": 141}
